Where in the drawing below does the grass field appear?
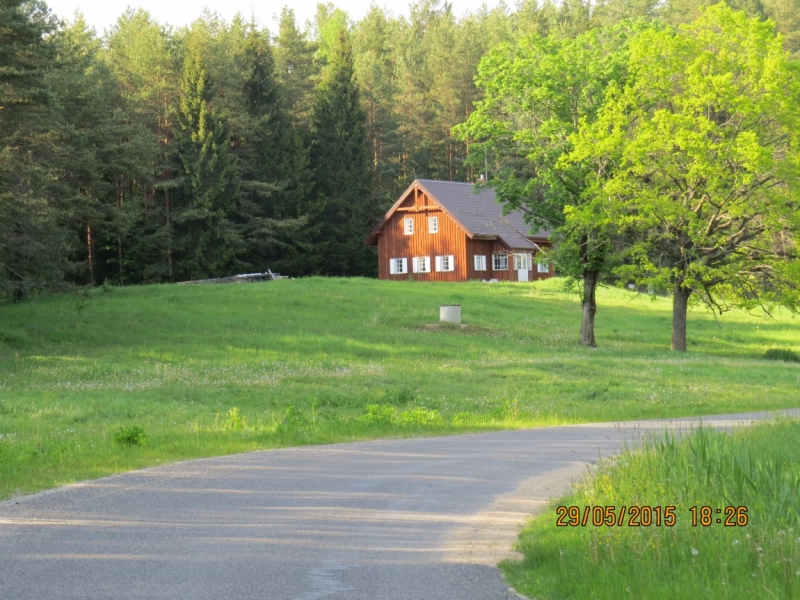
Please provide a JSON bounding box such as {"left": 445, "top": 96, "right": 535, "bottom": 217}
{"left": 0, "top": 276, "right": 798, "bottom": 501}
{"left": 502, "top": 419, "right": 800, "bottom": 599}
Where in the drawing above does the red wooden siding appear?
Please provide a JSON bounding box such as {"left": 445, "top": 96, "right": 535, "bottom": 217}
{"left": 378, "top": 188, "right": 467, "bottom": 282}
{"left": 375, "top": 185, "right": 554, "bottom": 282}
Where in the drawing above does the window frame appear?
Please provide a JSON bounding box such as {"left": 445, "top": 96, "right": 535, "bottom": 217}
{"left": 412, "top": 256, "right": 431, "bottom": 273}
{"left": 389, "top": 257, "right": 408, "bottom": 275}
{"left": 492, "top": 253, "right": 508, "bottom": 271}
{"left": 514, "top": 253, "right": 533, "bottom": 271}
{"left": 473, "top": 255, "right": 486, "bottom": 271}
{"left": 537, "top": 260, "right": 550, "bottom": 274}
{"left": 435, "top": 255, "right": 454, "bottom": 272}
{"left": 428, "top": 216, "right": 439, "bottom": 234}
{"left": 403, "top": 218, "right": 414, "bottom": 235}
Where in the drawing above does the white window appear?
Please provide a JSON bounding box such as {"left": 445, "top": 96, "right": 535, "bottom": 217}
{"left": 492, "top": 253, "right": 508, "bottom": 271}
{"left": 428, "top": 216, "right": 438, "bottom": 234}
{"left": 514, "top": 253, "right": 533, "bottom": 271}
{"left": 404, "top": 218, "right": 414, "bottom": 235}
{"left": 412, "top": 256, "right": 430, "bottom": 273}
{"left": 389, "top": 257, "right": 408, "bottom": 275}
{"left": 435, "top": 255, "right": 455, "bottom": 272}
{"left": 537, "top": 260, "right": 550, "bottom": 273}
{"left": 474, "top": 255, "right": 487, "bottom": 271}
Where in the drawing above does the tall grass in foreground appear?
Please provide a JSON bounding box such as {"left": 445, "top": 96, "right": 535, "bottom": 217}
{"left": 503, "top": 420, "right": 800, "bottom": 599}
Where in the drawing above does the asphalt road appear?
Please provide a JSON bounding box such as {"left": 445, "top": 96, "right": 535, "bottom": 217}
{"left": 2, "top": 410, "right": 798, "bottom": 600}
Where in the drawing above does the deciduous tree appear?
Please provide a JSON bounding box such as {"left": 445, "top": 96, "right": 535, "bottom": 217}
{"left": 455, "top": 25, "right": 635, "bottom": 346}
{"left": 568, "top": 4, "right": 800, "bottom": 351}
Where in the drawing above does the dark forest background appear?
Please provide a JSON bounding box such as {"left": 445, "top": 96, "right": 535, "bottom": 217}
{"left": 2, "top": 0, "right": 799, "bottom": 297}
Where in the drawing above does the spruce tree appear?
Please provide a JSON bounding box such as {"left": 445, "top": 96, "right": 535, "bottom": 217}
{"left": 274, "top": 9, "right": 317, "bottom": 130}
{"left": 235, "top": 28, "right": 317, "bottom": 275}
{"left": 310, "top": 29, "right": 374, "bottom": 276}
{"left": 175, "top": 41, "right": 241, "bottom": 279}
{"left": 0, "top": 0, "right": 67, "bottom": 299}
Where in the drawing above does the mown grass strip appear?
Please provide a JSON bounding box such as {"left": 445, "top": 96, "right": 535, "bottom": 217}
{"left": 1, "top": 276, "right": 798, "bottom": 501}
{"left": 502, "top": 420, "right": 800, "bottom": 600}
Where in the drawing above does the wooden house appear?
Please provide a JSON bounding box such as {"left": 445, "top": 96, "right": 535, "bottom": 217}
{"left": 365, "top": 179, "right": 553, "bottom": 282}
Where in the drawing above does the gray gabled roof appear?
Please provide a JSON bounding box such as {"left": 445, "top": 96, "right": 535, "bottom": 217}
{"left": 415, "top": 180, "right": 549, "bottom": 250}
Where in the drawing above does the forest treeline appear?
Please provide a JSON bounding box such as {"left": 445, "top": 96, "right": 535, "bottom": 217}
{"left": 1, "top": 0, "right": 800, "bottom": 298}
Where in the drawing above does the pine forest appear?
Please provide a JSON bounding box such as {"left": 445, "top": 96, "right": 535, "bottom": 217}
{"left": 2, "top": 0, "right": 799, "bottom": 301}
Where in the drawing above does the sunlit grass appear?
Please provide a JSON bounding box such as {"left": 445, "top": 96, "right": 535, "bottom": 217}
{"left": 0, "top": 276, "right": 798, "bottom": 501}
{"left": 502, "top": 419, "right": 800, "bottom": 599}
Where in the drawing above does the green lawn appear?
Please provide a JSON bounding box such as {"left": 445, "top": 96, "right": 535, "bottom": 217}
{"left": 0, "top": 276, "right": 798, "bottom": 500}
{"left": 502, "top": 419, "right": 800, "bottom": 599}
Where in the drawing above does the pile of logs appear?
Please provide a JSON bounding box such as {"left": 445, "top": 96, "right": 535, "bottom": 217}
{"left": 178, "top": 270, "right": 287, "bottom": 285}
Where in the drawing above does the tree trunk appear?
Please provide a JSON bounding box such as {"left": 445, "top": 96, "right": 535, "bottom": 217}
{"left": 580, "top": 269, "right": 599, "bottom": 347}
{"left": 672, "top": 283, "right": 692, "bottom": 352}
{"left": 117, "top": 235, "right": 124, "bottom": 286}
{"left": 164, "top": 184, "right": 174, "bottom": 279}
{"left": 86, "top": 224, "right": 95, "bottom": 286}
{"left": 116, "top": 178, "right": 124, "bottom": 286}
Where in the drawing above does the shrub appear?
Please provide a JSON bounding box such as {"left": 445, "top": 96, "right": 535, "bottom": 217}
{"left": 398, "top": 407, "right": 440, "bottom": 426}
{"left": 113, "top": 426, "right": 147, "bottom": 447}
{"left": 763, "top": 348, "right": 799, "bottom": 363}
{"left": 223, "top": 407, "right": 247, "bottom": 431}
{"left": 358, "top": 404, "right": 397, "bottom": 426}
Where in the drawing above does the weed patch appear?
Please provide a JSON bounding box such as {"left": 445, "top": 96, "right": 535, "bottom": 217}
{"left": 358, "top": 404, "right": 398, "bottom": 426}
{"left": 113, "top": 426, "right": 147, "bottom": 447}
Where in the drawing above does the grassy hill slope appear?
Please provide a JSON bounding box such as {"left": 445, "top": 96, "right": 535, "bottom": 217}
{"left": 0, "top": 277, "right": 798, "bottom": 500}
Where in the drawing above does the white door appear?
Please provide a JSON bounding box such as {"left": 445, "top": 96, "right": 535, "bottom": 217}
{"left": 518, "top": 268, "right": 529, "bottom": 282}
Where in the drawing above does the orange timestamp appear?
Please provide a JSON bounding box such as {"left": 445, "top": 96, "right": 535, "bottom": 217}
{"left": 556, "top": 505, "right": 676, "bottom": 527}
{"left": 689, "top": 505, "right": 749, "bottom": 527}
{"left": 556, "top": 505, "right": 750, "bottom": 527}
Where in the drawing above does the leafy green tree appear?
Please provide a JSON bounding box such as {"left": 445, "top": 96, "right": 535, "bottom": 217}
{"left": 313, "top": 3, "right": 350, "bottom": 63}
{"left": 175, "top": 39, "right": 241, "bottom": 279}
{"left": 568, "top": 4, "right": 800, "bottom": 351}
{"left": 455, "top": 25, "right": 635, "bottom": 346}
{"left": 761, "top": 0, "right": 800, "bottom": 55}
{"left": 660, "top": 0, "right": 767, "bottom": 25}
{"left": 310, "top": 28, "right": 374, "bottom": 276}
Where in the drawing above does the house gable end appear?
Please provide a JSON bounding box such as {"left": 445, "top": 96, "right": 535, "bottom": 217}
{"left": 365, "top": 180, "right": 476, "bottom": 246}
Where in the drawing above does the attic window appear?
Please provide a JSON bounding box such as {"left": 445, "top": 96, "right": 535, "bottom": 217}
{"left": 428, "top": 216, "right": 438, "bottom": 233}
{"left": 404, "top": 218, "right": 414, "bottom": 235}
{"left": 492, "top": 253, "right": 508, "bottom": 271}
